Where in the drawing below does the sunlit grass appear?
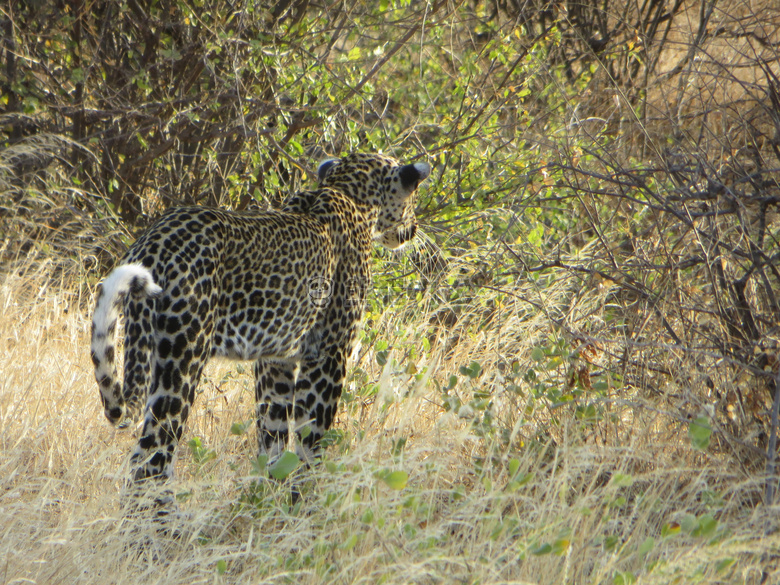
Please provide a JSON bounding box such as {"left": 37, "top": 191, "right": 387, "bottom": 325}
{"left": 1, "top": 266, "right": 777, "bottom": 585}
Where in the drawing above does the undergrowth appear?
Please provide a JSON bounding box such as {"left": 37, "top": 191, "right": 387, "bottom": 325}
{"left": 1, "top": 268, "right": 777, "bottom": 584}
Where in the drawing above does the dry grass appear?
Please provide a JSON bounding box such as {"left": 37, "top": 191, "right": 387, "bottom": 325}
{"left": 1, "top": 265, "right": 779, "bottom": 585}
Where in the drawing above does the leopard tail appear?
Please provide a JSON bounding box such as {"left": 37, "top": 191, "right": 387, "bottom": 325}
{"left": 91, "top": 263, "right": 162, "bottom": 426}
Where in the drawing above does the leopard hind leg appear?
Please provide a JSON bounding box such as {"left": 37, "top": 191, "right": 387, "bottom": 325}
{"left": 128, "top": 286, "right": 215, "bottom": 484}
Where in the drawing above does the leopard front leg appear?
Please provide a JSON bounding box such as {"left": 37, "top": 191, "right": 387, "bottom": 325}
{"left": 254, "top": 350, "right": 346, "bottom": 466}
{"left": 279, "top": 275, "right": 363, "bottom": 463}
{"left": 292, "top": 345, "right": 349, "bottom": 462}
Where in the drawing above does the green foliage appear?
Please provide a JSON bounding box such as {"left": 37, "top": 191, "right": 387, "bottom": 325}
{"left": 215, "top": 559, "right": 227, "bottom": 575}
{"left": 230, "top": 420, "right": 252, "bottom": 436}
{"left": 458, "top": 361, "right": 482, "bottom": 379}
{"left": 188, "top": 437, "right": 217, "bottom": 466}
{"left": 376, "top": 469, "right": 409, "bottom": 490}
{"left": 688, "top": 416, "right": 713, "bottom": 451}
{"left": 268, "top": 451, "right": 301, "bottom": 481}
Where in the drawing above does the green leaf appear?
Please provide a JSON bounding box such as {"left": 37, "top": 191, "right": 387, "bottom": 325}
{"left": 508, "top": 458, "right": 520, "bottom": 479}
{"left": 661, "top": 521, "right": 681, "bottom": 538}
{"left": 610, "top": 472, "right": 633, "bottom": 488}
{"left": 268, "top": 451, "right": 300, "bottom": 480}
{"left": 459, "top": 361, "right": 482, "bottom": 379}
{"left": 551, "top": 538, "right": 570, "bottom": 555}
{"left": 392, "top": 437, "right": 407, "bottom": 457}
{"left": 216, "top": 559, "right": 227, "bottom": 575}
{"left": 688, "top": 416, "right": 712, "bottom": 450}
{"left": 188, "top": 437, "right": 216, "bottom": 465}
{"left": 517, "top": 471, "right": 534, "bottom": 486}
{"left": 506, "top": 471, "right": 535, "bottom": 492}
{"left": 341, "top": 532, "right": 359, "bottom": 550}
{"left": 680, "top": 513, "right": 698, "bottom": 534}
{"left": 380, "top": 470, "right": 408, "bottom": 490}
{"left": 530, "top": 346, "right": 545, "bottom": 362}
{"left": 531, "top": 543, "right": 552, "bottom": 555}
{"left": 527, "top": 224, "right": 544, "bottom": 247}
{"left": 693, "top": 513, "right": 718, "bottom": 538}
{"left": 160, "top": 47, "right": 182, "bottom": 60}
{"left": 603, "top": 535, "right": 619, "bottom": 552}
{"left": 251, "top": 454, "right": 268, "bottom": 475}
{"left": 490, "top": 521, "right": 505, "bottom": 540}
{"left": 609, "top": 496, "right": 626, "bottom": 508}
{"left": 638, "top": 536, "right": 654, "bottom": 558}
{"left": 716, "top": 558, "right": 736, "bottom": 573}
{"left": 613, "top": 571, "right": 636, "bottom": 585}
{"left": 230, "top": 421, "right": 250, "bottom": 435}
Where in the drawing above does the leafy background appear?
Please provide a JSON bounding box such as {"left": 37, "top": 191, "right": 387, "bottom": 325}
{"left": 1, "top": 0, "right": 780, "bottom": 583}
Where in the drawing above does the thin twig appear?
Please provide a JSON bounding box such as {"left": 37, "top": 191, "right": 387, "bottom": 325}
{"left": 767, "top": 369, "right": 780, "bottom": 508}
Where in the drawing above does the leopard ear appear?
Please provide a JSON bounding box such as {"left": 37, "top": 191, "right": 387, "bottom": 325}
{"left": 318, "top": 158, "right": 340, "bottom": 183}
{"left": 399, "top": 162, "right": 431, "bottom": 190}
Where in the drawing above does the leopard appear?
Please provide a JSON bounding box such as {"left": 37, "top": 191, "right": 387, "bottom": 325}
{"left": 90, "top": 152, "right": 431, "bottom": 505}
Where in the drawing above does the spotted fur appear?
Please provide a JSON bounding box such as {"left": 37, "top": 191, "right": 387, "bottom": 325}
{"left": 90, "top": 153, "right": 430, "bottom": 495}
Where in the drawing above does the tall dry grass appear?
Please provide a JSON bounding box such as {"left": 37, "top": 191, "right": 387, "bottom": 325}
{"left": 1, "top": 263, "right": 778, "bottom": 585}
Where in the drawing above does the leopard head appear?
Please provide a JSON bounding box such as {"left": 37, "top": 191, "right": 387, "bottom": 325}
{"left": 317, "top": 153, "right": 431, "bottom": 249}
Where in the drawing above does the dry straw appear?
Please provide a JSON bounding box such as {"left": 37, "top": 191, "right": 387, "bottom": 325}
{"left": 1, "top": 258, "right": 778, "bottom": 584}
